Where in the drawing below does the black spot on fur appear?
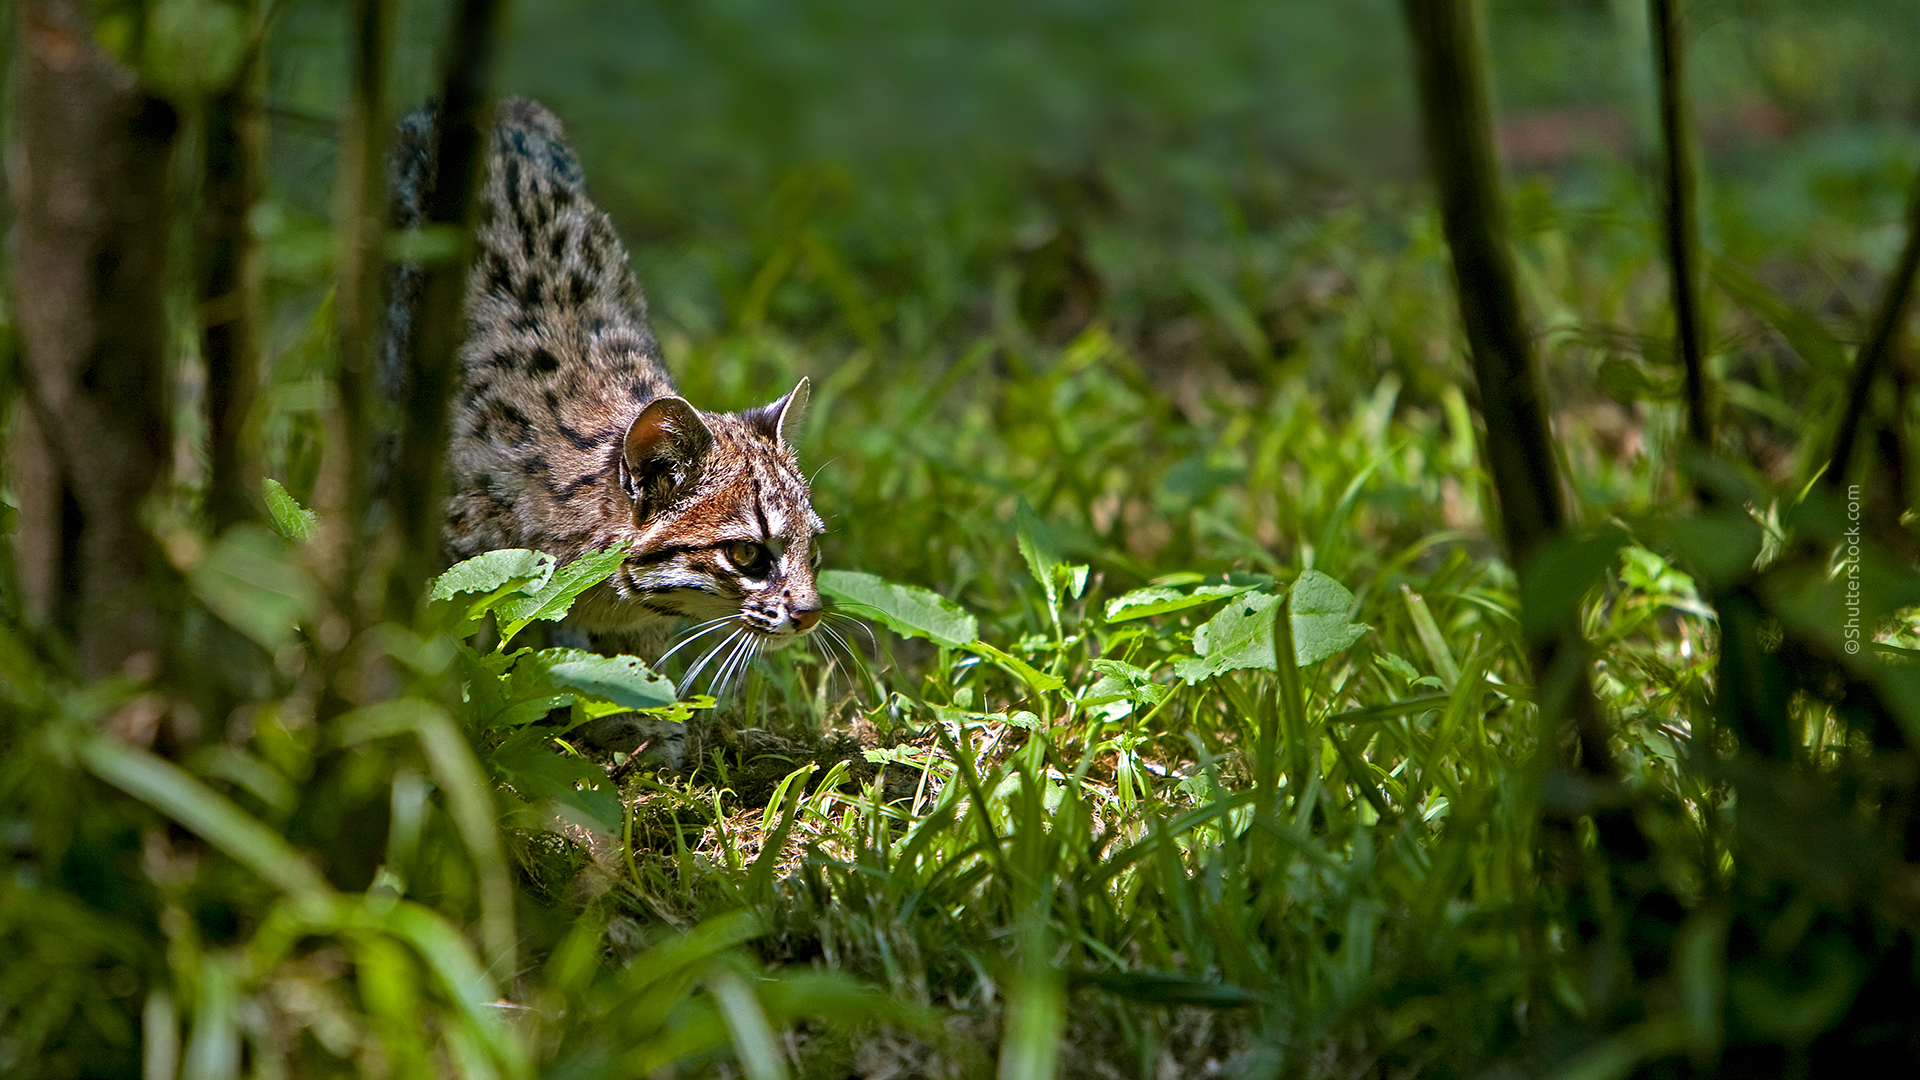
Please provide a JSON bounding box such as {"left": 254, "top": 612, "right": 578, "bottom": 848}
{"left": 494, "top": 401, "right": 534, "bottom": 443}
{"left": 569, "top": 273, "right": 589, "bottom": 307}
{"left": 484, "top": 255, "right": 511, "bottom": 298}
{"left": 555, "top": 419, "right": 604, "bottom": 451}
{"left": 548, "top": 227, "right": 568, "bottom": 262}
{"left": 528, "top": 348, "right": 560, "bottom": 376}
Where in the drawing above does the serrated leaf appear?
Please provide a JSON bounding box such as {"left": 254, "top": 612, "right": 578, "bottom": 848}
{"left": 1088, "top": 658, "right": 1168, "bottom": 707}
{"left": 262, "top": 478, "right": 318, "bottom": 543}
{"left": 486, "top": 727, "right": 619, "bottom": 832}
{"left": 430, "top": 549, "right": 554, "bottom": 601}
{"left": 1104, "top": 583, "right": 1253, "bottom": 623}
{"left": 542, "top": 651, "right": 678, "bottom": 710}
{"left": 496, "top": 544, "right": 630, "bottom": 643}
{"left": 819, "top": 569, "right": 978, "bottom": 648}
{"left": 1016, "top": 497, "right": 1061, "bottom": 617}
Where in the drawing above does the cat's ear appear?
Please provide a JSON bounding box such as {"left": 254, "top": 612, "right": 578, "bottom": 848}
{"left": 747, "top": 377, "right": 810, "bottom": 448}
{"left": 623, "top": 396, "right": 714, "bottom": 514}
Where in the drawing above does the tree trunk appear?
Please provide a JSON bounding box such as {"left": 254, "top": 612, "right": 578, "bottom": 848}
{"left": 9, "top": 0, "right": 180, "bottom": 680}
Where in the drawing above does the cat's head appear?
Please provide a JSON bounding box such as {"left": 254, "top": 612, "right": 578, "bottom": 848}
{"left": 601, "top": 378, "right": 825, "bottom": 654}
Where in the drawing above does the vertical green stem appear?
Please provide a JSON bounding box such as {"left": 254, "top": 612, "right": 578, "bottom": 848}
{"left": 1400, "top": 0, "right": 1618, "bottom": 780}
{"left": 1827, "top": 176, "right": 1920, "bottom": 489}
{"left": 1649, "top": 0, "right": 1712, "bottom": 448}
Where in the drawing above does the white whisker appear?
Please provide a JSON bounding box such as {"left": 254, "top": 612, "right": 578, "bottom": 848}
{"left": 825, "top": 610, "right": 878, "bottom": 651}
{"left": 657, "top": 616, "right": 741, "bottom": 667}
{"left": 680, "top": 629, "right": 744, "bottom": 697}
{"left": 818, "top": 623, "right": 862, "bottom": 687}
{"left": 713, "top": 633, "right": 761, "bottom": 700}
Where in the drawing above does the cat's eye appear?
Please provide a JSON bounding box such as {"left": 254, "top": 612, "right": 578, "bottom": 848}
{"left": 726, "top": 541, "right": 770, "bottom": 574}
{"left": 810, "top": 546, "right": 823, "bottom": 570}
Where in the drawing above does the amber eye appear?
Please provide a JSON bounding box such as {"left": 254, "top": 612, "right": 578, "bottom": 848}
{"left": 727, "top": 541, "right": 769, "bottom": 574}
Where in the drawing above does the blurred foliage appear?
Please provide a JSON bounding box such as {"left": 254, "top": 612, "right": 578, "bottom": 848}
{"left": 8, "top": 0, "right": 1920, "bottom": 1077}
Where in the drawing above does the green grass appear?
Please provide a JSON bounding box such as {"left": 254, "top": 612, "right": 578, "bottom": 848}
{"left": 10, "top": 1, "right": 1920, "bottom": 1077}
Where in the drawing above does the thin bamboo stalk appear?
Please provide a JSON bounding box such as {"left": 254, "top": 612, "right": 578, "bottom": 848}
{"left": 1827, "top": 177, "right": 1920, "bottom": 489}
{"left": 1649, "top": 0, "right": 1712, "bottom": 448}
{"left": 1400, "top": 0, "right": 1625, "bottom": 786}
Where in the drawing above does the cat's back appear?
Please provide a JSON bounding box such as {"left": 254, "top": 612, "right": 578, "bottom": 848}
{"left": 427, "top": 98, "right": 678, "bottom": 560}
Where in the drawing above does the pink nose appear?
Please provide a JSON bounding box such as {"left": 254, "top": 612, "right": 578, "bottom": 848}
{"left": 791, "top": 608, "right": 821, "bottom": 632}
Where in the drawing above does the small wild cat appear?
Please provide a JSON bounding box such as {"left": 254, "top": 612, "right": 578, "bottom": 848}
{"left": 390, "top": 98, "right": 825, "bottom": 674}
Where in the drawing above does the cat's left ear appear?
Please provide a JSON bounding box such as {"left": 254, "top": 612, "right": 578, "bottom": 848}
{"left": 748, "top": 377, "right": 810, "bottom": 448}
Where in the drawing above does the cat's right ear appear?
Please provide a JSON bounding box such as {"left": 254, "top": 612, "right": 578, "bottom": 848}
{"left": 622, "top": 397, "right": 714, "bottom": 516}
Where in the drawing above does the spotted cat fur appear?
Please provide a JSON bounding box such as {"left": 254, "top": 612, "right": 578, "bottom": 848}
{"left": 388, "top": 98, "right": 824, "bottom": 666}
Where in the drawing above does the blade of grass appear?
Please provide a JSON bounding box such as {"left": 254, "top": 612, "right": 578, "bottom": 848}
{"left": 77, "top": 733, "right": 331, "bottom": 903}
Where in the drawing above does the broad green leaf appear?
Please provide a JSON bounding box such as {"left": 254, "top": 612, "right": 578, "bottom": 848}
{"left": 819, "top": 569, "right": 978, "bottom": 648}
{"left": 496, "top": 544, "right": 631, "bottom": 643}
{"left": 262, "top": 478, "right": 318, "bottom": 543}
{"left": 1175, "top": 572, "right": 1368, "bottom": 683}
{"left": 430, "top": 548, "right": 553, "bottom": 602}
{"left": 191, "top": 525, "right": 319, "bottom": 651}
{"left": 1177, "top": 592, "right": 1282, "bottom": 684}
{"left": 541, "top": 650, "right": 678, "bottom": 710}
{"left": 1289, "top": 569, "right": 1370, "bottom": 666}
{"left": 1518, "top": 530, "right": 1627, "bottom": 642}
{"left": 1661, "top": 510, "right": 1764, "bottom": 591}
{"left": 487, "top": 727, "right": 620, "bottom": 833}
{"left": 1104, "top": 583, "right": 1253, "bottom": 623}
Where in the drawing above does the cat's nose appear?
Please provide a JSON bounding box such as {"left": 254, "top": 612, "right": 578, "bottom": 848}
{"left": 790, "top": 607, "right": 821, "bottom": 632}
